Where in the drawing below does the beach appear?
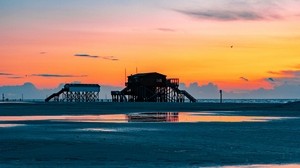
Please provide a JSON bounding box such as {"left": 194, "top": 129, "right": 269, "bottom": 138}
{"left": 1, "top": 102, "right": 300, "bottom": 167}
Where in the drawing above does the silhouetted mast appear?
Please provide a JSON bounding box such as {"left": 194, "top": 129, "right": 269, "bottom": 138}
{"left": 219, "top": 90, "right": 223, "bottom": 103}
{"left": 125, "top": 68, "right": 127, "bottom": 84}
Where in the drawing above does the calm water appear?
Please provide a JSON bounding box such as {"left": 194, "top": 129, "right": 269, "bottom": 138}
{"left": 196, "top": 99, "right": 299, "bottom": 104}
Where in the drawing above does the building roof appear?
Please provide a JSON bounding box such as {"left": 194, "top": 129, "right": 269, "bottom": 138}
{"left": 64, "top": 84, "right": 100, "bottom": 88}
{"left": 129, "top": 72, "right": 166, "bottom": 78}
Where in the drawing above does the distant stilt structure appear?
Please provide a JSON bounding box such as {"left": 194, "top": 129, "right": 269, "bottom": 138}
{"left": 111, "top": 72, "right": 196, "bottom": 103}
{"left": 45, "top": 84, "right": 100, "bottom": 102}
{"left": 2, "top": 93, "right": 4, "bottom": 102}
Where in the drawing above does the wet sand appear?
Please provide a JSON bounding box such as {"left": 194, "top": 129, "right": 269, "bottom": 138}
{"left": 1, "top": 101, "right": 300, "bottom": 116}
{"left": 1, "top": 102, "right": 300, "bottom": 167}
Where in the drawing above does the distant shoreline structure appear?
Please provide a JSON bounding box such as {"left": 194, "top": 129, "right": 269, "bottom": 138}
{"left": 1, "top": 98, "right": 299, "bottom": 104}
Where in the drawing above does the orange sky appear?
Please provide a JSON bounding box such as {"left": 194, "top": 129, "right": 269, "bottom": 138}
{"left": 1, "top": 0, "right": 300, "bottom": 91}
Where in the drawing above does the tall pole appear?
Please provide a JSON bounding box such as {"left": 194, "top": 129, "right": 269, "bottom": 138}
{"left": 219, "top": 90, "right": 223, "bottom": 103}
{"left": 125, "top": 68, "right": 127, "bottom": 85}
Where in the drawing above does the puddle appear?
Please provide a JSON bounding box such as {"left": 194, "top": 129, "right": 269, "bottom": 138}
{"left": 0, "top": 114, "right": 127, "bottom": 123}
{"left": 0, "top": 112, "right": 292, "bottom": 123}
{"left": 0, "top": 124, "right": 26, "bottom": 128}
{"left": 78, "top": 128, "right": 118, "bottom": 132}
{"left": 127, "top": 112, "right": 288, "bottom": 123}
{"left": 210, "top": 164, "right": 300, "bottom": 168}
{"left": 77, "top": 127, "right": 160, "bottom": 132}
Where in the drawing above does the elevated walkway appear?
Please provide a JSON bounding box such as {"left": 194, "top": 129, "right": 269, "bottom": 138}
{"left": 45, "top": 84, "right": 100, "bottom": 102}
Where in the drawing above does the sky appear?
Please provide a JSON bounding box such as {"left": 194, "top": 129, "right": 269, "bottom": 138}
{"left": 1, "top": 0, "right": 300, "bottom": 95}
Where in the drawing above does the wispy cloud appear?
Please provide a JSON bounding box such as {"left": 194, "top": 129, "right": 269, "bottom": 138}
{"left": 74, "top": 53, "right": 118, "bottom": 61}
{"left": 74, "top": 54, "right": 99, "bottom": 58}
{"left": 240, "top": 77, "right": 249, "bottom": 82}
{"left": 266, "top": 68, "right": 300, "bottom": 85}
{"left": 0, "top": 73, "right": 23, "bottom": 79}
{"left": 174, "top": 1, "right": 283, "bottom": 21}
{"left": 0, "top": 73, "right": 13, "bottom": 76}
{"left": 156, "top": 28, "right": 176, "bottom": 32}
{"left": 101, "top": 56, "right": 119, "bottom": 61}
{"left": 268, "top": 70, "right": 300, "bottom": 77}
{"left": 7, "top": 76, "right": 23, "bottom": 79}
{"left": 176, "top": 9, "right": 281, "bottom": 21}
{"left": 32, "top": 74, "right": 87, "bottom": 78}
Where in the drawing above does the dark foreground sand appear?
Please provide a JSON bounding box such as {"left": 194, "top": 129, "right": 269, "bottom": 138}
{"left": 1, "top": 102, "right": 300, "bottom": 167}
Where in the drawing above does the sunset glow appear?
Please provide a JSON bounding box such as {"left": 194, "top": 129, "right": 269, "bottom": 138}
{"left": 1, "top": 0, "right": 300, "bottom": 92}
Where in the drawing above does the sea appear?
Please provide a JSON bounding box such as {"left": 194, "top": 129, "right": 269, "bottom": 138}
{"left": 196, "top": 99, "right": 299, "bottom": 104}
{"left": 2, "top": 99, "right": 299, "bottom": 104}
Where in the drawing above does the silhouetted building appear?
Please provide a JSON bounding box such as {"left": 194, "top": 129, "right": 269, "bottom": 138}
{"left": 45, "top": 84, "right": 100, "bottom": 102}
{"left": 111, "top": 72, "right": 196, "bottom": 102}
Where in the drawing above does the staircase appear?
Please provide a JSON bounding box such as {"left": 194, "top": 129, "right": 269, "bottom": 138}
{"left": 180, "top": 90, "right": 197, "bottom": 102}
{"left": 45, "top": 88, "right": 68, "bottom": 102}
{"left": 167, "top": 79, "right": 197, "bottom": 103}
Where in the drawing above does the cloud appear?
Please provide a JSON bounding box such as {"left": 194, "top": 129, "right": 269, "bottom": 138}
{"left": 266, "top": 68, "right": 300, "bottom": 86}
{"left": 177, "top": 9, "right": 268, "bottom": 21}
{"left": 74, "top": 54, "right": 99, "bottom": 58}
{"left": 0, "top": 73, "right": 23, "bottom": 79}
{"left": 101, "top": 56, "right": 119, "bottom": 61}
{"left": 268, "top": 70, "right": 300, "bottom": 78}
{"left": 179, "top": 81, "right": 300, "bottom": 99}
{"left": 180, "top": 82, "right": 219, "bottom": 99}
{"left": 240, "top": 77, "right": 249, "bottom": 82}
{"left": 156, "top": 28, "right": 176, "bottom": 32}
{"left": 74, "top": 53, "right": 119, "bottom": 61}
{"left": 0, "top": 73, "right": 13, "bottom": 76}
{"left": 40, "top": 52, "right": 47, "bottom": 54}
{"left": 32, "top": 74, "right": 87, "bottom": 78}
{"left": 7, "top": 76, "right": 23, "bottom": 79}
{"left": 174, "top": 1, "right": 282, "bottom": 21}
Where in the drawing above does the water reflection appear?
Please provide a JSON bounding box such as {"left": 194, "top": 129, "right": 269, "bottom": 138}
{"left": 78, "top": 128, "right": 118, "bottom": 132}
{"left": 0, "top": 115, "right": 127, "bottom": 123}
{"left": 127, "top": 112, "right": 286, "bottom": 123}
{"left": 0, "top": 112, "right": 293, "bottom": 123}
{"left": 127, "top": 112, "right": 179, "bottom": 122}
{"left": 0, "top": 124, "right": 25, "bottom": 128}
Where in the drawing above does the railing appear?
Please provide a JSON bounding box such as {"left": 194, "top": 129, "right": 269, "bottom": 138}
{"left": 167, "top": 78, "right": 179, "bottom": 86}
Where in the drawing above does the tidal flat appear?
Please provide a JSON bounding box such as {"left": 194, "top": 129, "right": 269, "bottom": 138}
{"left": 0, "top": 102, "right": 300, "bottom": 167}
